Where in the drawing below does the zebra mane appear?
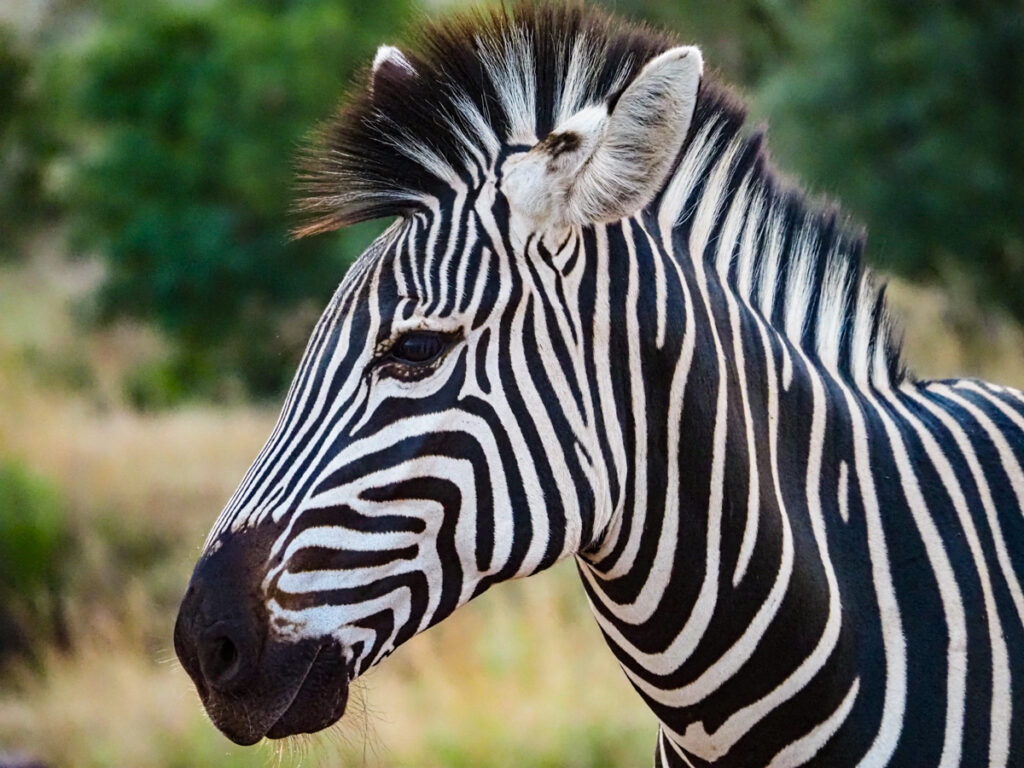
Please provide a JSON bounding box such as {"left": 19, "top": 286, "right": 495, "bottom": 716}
{"left": 673, "top": 88, "right": 908, "bottom": 386}
{"left": 297, "top": 1, "right": 907, "bottom": 386}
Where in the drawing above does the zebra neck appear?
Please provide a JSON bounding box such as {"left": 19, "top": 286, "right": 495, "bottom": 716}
{"left": 574, "top": 198, "right": 861, "bottom": 763}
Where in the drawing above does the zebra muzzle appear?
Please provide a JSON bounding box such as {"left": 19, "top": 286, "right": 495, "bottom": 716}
{"left": 173, "top": 526, "right": 349, "bottom": 744}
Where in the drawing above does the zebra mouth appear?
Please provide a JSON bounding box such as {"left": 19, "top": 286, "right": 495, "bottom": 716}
{"left": 184, "top": 633, "right": 349, "bottom": 746}
{"left": 263, "top": 639, "right": 349, "bottom": 740}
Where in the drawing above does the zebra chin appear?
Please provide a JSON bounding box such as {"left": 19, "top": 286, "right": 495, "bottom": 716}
{"left": 173, "top": 524, "right": 351, "bottom": 745}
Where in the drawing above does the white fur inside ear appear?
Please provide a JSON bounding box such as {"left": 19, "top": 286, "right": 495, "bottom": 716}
{"left": 568, "top": 45, "right": 703, "bottom": 224}
{"left": 501, "top": 104, "right": 609, "bottom": 227}
{"left": 555, "top": 104, "right": 609, "bottom": 147}
{"left": 642, "top": 45, "right": 703, "bottom": 86}
{"left": 502, "top": 45, "right": 704, "bottom": 229}
{"left": 502, "top": 151, "right": 556, "bottom": 224}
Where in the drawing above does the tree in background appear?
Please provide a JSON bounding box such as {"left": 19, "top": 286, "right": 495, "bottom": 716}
{"left": 59, "top": 0, "right": 409, "bottom": 400}
{"left": 595, "top": 0, "right": 792, "bottom": 84}
{"left": 0, "top": 25, "right": 58, "bottom": 260}
{"left": 758, "top": 0, "right": 1024, "bottom": 323}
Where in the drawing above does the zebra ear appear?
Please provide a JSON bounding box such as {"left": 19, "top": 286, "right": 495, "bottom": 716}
{"left": 371, "top": 45, "right": 417, "bottom": 93}
{"left": 502, "top": 46, "right": 702, "bottom": 228}
{"left": 568, "top": 45, "right": 702, "bottom": 224}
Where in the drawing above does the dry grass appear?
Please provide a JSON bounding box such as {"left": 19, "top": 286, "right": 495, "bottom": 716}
{"left": 0, "top": 243, "right": 278, "bottom": 545}
{"left": 0, "top": 248, "right": 1021, "bottom": 767}
{"left": 888, "top": 278, "right": 1024, "bottom": 390}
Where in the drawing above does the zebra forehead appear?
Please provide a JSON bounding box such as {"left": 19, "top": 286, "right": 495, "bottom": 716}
{"left": 294, "top": 1, "right": 689, "bottom": 236}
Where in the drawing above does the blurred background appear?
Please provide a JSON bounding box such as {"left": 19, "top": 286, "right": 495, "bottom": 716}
{"left": 0, "top": 0, "right": 1022, "bottom": 766}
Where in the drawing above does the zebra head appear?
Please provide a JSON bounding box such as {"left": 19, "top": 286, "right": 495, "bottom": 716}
{"left": 174, "top": 6, "right": 703, "bottom": 745}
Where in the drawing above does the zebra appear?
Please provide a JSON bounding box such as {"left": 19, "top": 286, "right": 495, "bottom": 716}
{"left": 173, "top": 4, "right": 1024, "bottom": 765}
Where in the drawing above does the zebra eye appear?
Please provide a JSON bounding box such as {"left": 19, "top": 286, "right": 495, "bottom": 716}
{"left": 389, "top": 331, "right": 447, "bottom": 365}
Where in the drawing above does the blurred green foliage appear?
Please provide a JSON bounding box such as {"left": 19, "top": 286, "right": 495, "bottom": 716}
{"left": 3, "top": 0, "right": 1023, "bottom": 402}
{"left": 597, "top": 0, "right": 791, "bottom": 83}
{"left": 760, "top": 0, "right": 1024, "bottom": 322}
{"left": 55, "top": 0, "right": 404, "bottom": 398}
{"left": 0, "top": 459, "right": 72, "bottom": 662}
{"left": 0, "top": 25, "right": 57, "bottom": 259}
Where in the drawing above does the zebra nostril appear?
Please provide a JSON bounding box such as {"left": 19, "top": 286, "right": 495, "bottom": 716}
{"left": 202, "top": 632, "right": 243, "bottom": 688}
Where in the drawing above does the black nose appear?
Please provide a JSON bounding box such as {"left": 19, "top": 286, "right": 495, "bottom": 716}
{"left": 202, "top": 630, "right": 241, "bottom": 686}
{"left": 174, "top": 535, "right": 272, "bottom": 697}
{"left": 196, "top": 619, "right": 248, "bottom": 689}
{"left": 174, "top": 583, "right": 263, "bottom": 696}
